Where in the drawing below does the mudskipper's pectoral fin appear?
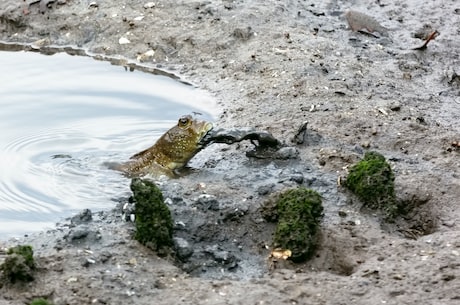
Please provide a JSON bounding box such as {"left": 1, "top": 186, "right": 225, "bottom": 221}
{"left": 103, "top": 161, "right": 125, "bottom": 171}
{"left": 103, "top": 161, "right": 138, "bottom": 178}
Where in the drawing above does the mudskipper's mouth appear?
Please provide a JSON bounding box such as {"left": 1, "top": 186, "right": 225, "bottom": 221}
{"left": 198, "top": 124, "right": 214, "bottom": 148}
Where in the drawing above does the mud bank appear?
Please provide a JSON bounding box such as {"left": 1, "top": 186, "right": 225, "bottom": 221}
{"left": 1, "top": 1, "right": 460, "bottom": 304}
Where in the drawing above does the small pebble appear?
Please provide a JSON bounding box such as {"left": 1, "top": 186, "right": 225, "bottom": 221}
{"left": 392, "top": 274, "right": 403, "bottom": 280}
{"left": 144, "top": 2, "right": 155, "bottom": 9}
{"left": 119, "top": 37, "right": 131, "bottom": 45}
{"left": 275, "top": 147, "right": 299, "bottom": 159}
{"left": 129, "top": 258, "right": 137, "bottom": 265}
{"left": 390, "top": 102, "right": 402, "bottom": 111}
{"left": 173, "top": 237, "right": 193, "bottom": 260}
{"left": 82, "top": 257, "right": 96, "bottom": 267}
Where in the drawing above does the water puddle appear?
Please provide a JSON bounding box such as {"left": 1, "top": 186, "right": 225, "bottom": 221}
{"left": 0, "top": 46, "right": 217, "bottom": 238}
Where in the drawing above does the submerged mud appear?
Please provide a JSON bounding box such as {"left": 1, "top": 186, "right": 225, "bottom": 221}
{"left": 1, "top": 0, "right": 460, "bottom": 304}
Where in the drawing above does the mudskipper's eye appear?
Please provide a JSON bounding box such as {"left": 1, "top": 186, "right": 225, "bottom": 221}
{"left": 178, "top": 116, "right": 189, "bottom": 127}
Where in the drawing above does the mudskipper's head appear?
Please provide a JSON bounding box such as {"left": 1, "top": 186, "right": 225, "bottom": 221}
{"left": 156, "top": 115, "right": 213, "bottom": 170}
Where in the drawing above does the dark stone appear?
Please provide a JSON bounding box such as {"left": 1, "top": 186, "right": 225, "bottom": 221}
{"left": 64, "top": 225, "right": 102, "bottom": 245}
{"left": 66, "top": 225, "right": 90, "bottom": 241}
{"left": 233, "top": 27, "right": 253, "bottom": 41}
{"left": 279, "top": 170, "right": 304, "bottom": 185}
{"left": 173, "top": 237, "right": 194, "bottom": 261}
{"left": 289, "top": 173, "right": 304, "bottom": 184}
{"left": 70, "top": 209, "right": 93, "bottom": 226}
{"left": 257, "top": 183, "right": 275, "bottom": 195}
{"left": 99, "top": 251, "right": 112, "bottom": 263}
{"left": 204, "top": 245, "right": 237, "bottom": 265}
{"left": 275, "top": 147, "right": 299, "bottom": 160}
{"left": 195, "top": 194, "right": 220, "bottom": 211}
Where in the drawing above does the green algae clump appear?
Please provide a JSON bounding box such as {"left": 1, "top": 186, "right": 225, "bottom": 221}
{"left": 130, "top": 178, "right": 173, "bottom": 253}
{"left": 344, "top": 151, "right": 397, "bottom": 217}
{"left": 0, "top": 245, "right": 35, "bottom": 283}
{"left": 30, "top": 298, "right": 53, "bottom": 305}
{"left": 270, "top": 187, "right": 324, "bottom": 262}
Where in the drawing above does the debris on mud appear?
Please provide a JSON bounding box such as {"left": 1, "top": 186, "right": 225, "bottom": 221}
{"left": 201, "top": 127, "right": 284, "bottom": 159}
{"left": 451, "top": 140, "right": 460, "bottom": 149}
{"left": 395, "top": 193, "right": 437, "bottom": 239}
{"left": 413, "top": 24, "right": 436, "bottom": 40}
{"left": 443, "top": 68, "right": 460, "bottom": 88}
{"left": 262, "top": 187, "right": 323, "bottom": 263}
{"left": 412, "top": 30, "right": 440, "bottom": 50}
{"left": 27, "top": 0, "right": 56, "bottom": 14}
{"left": 130, "top": 178, "right": 173, "bottom": 255}
{"left": 201, "top": 127, "right": 280, "bottom": 149}
{"left": 344, "top": 151, "right": 398, "bottom": 218}
{"left": 292, "top": 121, "right": 309, "bottom": 145}
{"left": 344, "top": 10, "right": 389, "bottom": 37}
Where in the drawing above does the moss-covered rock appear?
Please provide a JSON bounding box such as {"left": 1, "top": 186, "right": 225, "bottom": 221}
{"left": 269, "top": 187, "right": 323, "bottom": 262}
{"left": 130, "top": 178, "right": 173, "bottom": 253}
{"left": 344, "top": 151, "right": 397, "bottom": 217}
{"left": 0, "top": 245, "right": 35, "bottom": 283}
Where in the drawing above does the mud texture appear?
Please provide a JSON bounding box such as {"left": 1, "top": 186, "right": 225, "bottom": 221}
{"left": 1, "top": 0, "right": 460, "bottom": 304}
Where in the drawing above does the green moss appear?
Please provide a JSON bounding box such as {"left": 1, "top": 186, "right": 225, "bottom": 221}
{"left": 272, "top": 187, "right": 323, "bottom": 262}
{"left": 7, "top": 245, "right": 34, "bottom": 267}
{"left": 30, "top": 298, "right": 53, "bottom": 305}
{"left": 130, "top": 178, "right": 173, "bottom": 253}
{"left": 0, "top": 245, "right": 35, "bottom": 283}
{"left": 344, "top": 151, "right": 397, "bottom": 217}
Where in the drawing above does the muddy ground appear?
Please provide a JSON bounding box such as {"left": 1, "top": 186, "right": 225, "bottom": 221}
{"left": 1, "top": 0, "right": 460, "bottom": 304}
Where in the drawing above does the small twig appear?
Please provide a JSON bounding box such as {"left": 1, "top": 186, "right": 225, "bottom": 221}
{"left": 413, "top": 30, "right": 440, "bottom": 50}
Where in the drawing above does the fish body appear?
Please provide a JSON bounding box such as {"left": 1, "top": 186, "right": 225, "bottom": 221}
{"left": 110, "top": 115, "right": 213, "bottom": 177}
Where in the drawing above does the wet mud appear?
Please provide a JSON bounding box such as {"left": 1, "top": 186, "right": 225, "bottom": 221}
{"left": 1, "top": 0, "right": 460, "bottom": 304}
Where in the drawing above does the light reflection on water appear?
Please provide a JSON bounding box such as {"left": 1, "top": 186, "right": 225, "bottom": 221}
{"left": 0, "top": 51, "right": 216, "bottom": 238}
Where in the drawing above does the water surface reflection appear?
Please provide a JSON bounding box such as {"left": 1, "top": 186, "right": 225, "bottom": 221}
{"left": 0, "top": 51, "right": 216, "bottom": 237}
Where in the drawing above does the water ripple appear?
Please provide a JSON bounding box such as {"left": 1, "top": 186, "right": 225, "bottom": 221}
{"left": 0, "top": 50, "right": 216, "bottom": 237}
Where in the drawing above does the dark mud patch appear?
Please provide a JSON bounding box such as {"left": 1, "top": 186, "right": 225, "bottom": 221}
{"left": 0, "top": 4, "right": 27, "bottom": 31}
{"left": 154, "top": 147, "right": 350, "bottom": 279}
{"left": 392, "top": 183, "right": 439, "bottom": 239}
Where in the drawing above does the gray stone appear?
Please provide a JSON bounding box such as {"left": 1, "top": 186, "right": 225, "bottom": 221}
{"left": 173, "top": 237, "right": 193, "bottom": 260}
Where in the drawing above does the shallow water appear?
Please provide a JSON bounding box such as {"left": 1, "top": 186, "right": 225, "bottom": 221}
{"left": 0, "top": 50, "right": 216, "bottom": 238}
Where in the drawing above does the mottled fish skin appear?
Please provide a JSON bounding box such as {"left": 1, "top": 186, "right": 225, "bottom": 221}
{"left": 110, "top": 115, "right": 213, "bottom": 177}
{"left": 345, "top": 10, "right": 389, "bottom": 37}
